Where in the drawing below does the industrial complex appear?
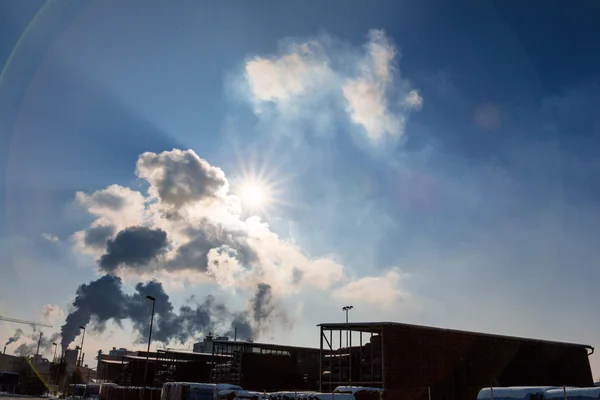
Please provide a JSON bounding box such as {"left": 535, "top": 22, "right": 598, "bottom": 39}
{"left": 87, "top": 321, "right": 594, "bottom": 400}
{"left": 1, "top": 320, "right": 595, "bottom": 400}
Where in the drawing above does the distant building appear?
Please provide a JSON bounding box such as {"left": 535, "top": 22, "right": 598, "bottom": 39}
{"left": 211, "top": 338, "right": 323, "bottom": 391}
{"left": 92, "top": 322, "right": 593, "bottom": 397}
{"left": 108, "top": 347, "right": 131, "bottom": 357}
{"left": 96, "top": 348, "right": 135, "bottom": 383}
{"left": 0, "top": 352, "right": 22, "bottom": 373}
{"left": 63, "top": 348, "right": 79, "bottom": 375}
{"left": 193, "top": 333, "right": 216, "bottom": 354}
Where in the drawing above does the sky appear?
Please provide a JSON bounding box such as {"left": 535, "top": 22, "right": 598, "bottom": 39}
{"left": 1, "top": 0, "right": 600, "bottom": 376}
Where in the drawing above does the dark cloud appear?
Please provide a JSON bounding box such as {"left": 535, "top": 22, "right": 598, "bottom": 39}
{"left": 84, "top": 225, "right": 115, "bottom": 249}
{"left": 98, "top": 226, "right": 168, "bottom": 272}
{"left": 169, "top": 220, "right": 258, "bottom": 272}
{"left": 226, "top": 313, "right": 253, "bottom": 341}
{"left": 60, "top": 275, "right": 287, "bottom": 350}
{"left": 136, "top": 149, "right": 228, "bottom": 211}
{"left": 5, "top": 329, "right": 23, "bottom": 346}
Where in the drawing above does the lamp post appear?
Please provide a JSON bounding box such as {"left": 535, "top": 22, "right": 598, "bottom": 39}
{"left": 342, "top": 305, "right": 353, "bottom": 347}
{"left": 342, "top": 305, "right": 353, "bottom": 383}
{"left": 144, "top": 295, "right": 156, "bottom": 386}
{"left": 78, "top": 326, "right": 86, "bottom": 367}
{"left": 342, "top": 305, "right": 353, "bottom": 324}
{"left": 51, "top": 342, "right": 58, "bottom": 388}
{"left": 52, "top": 342, "right": 58, "bottom": 363}
{"left": 342, "top": 306, "right": 354, "bottom": 347}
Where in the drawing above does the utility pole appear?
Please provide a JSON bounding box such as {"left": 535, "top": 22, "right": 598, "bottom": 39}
{"left": 144, "top": 295, "right": 156, "bottom": 386}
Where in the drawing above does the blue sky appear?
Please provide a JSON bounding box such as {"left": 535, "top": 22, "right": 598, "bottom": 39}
{"left": 1, "top": 0, "right": 600, "bottom": 375}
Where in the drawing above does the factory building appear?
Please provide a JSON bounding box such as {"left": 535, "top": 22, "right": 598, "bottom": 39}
{"left": 97, "top": 347, "right": 215, "bottom": 386}
{"left": 318, "top": 322, "right": 594, "bottom": 400}
{"left": 93, "top": 321, "right": 594, "bottom": 399}
{"left": 210, "top": 337, "right": 324, "bottom": 391}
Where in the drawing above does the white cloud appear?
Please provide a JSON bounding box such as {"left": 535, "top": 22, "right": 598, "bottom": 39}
{"left": 332, "top": 268, "right": 409, "bottom": 307}
{"left": 403, "top": 89, "right": 424, "bottom": 109}
{"left": 69, "top": 149, "right": 409, "bottom": 326}
{"left": 39, "top": 304, "right": 64, "bottom": 324}
{"left": 342, "top": 78, "right": 402, "bottom": 142}
{"left": 75, "top": 184, "right": 146, "bottom": 227}
{"left": 42, "top": 233, "right": 59, "bottom": 242}
{"left": 241, "top": 29, "right": 422, "bottom": 144}
{"left": 71, "top": 184, "right": 146, "bottom": 256}
{"left": 245, "top": 41, "right": 333, "bottom": 104}
{"left": 71, "top": 150, "right": 345, "bottom": 293}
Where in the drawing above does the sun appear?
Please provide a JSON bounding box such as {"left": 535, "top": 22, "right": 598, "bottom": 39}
{"left": 232, "top": 164, "right": 288, "bottom": 215}
{"left": 235, "top": 175, "right": 277, "bottom": 214}
{"left": 241, "top": 183, "right": 266, "bottom": 208}
{"left": 230, "top": 145, "right": 295, "bottom": 216}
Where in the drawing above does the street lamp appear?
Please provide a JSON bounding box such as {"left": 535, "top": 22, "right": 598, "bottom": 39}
{"left": 52, "top": 342, "right": 58, "bottom": 387}
{"left": 52, "top": 342, "right": 58, "bottom": 363}
{"left": 342, "top": 306, "right": 353, "bottom": 348}
{"left": 78, "top": 326, "right": 86, "bottom": 367}
{"left": 144, "top": 295, "right": 156, "bottom": 386}
{"left": 342, "top": 305, "right": 354, "bottom": 383}
{"left": 342, "top": 305, "right": 353, "bottom": 323}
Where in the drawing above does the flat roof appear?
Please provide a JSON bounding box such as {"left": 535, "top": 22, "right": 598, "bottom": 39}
{"left": 124, "top": 355, "right": 190, "bottom": 363}
{"left": 212, "top": 339, "right": 321, "bottom": 353}
{"left": 99, "top": 359, "right": 129, "bottom": 365}
{"left": 317, "top": 322, "right": 593, "bottom": 350}
{"left": 157, "top": 349, "right": 213, "bottom": 357}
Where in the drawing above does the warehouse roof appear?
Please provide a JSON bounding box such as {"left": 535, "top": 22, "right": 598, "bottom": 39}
{"left": 317, "top": 322, "right": 593, "bottom": 351}
{"left": 157, "top": 349, "right": 214, "bottom": 357}
{"left": 212, "top": 339, "right": 322, "bottom": 353}
{"left": 98, "top": 359, "right": 129, "bottom": 365}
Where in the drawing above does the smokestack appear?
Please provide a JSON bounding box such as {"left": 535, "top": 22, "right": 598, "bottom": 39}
{"left": 3, "top": 345, "right": 6, "bottom": 354}
{"left": 234, "top": 327, "right": 237, "bottom": 342}
{"left": 35, "top": 332, "right": 43, "bottom": 359}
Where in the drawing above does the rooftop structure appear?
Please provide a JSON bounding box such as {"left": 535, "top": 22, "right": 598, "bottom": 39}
{"left": 318, "top": 321, "right": 594, "bottom": 400}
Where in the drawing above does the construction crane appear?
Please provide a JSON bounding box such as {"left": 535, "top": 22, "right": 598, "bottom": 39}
{"left": 0, "top": 315, "right": 52, "bottom": 328}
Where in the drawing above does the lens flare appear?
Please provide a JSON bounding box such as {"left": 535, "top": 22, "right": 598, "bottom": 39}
{"left": 230, "top": 151, "right": 293, "bottom": 216}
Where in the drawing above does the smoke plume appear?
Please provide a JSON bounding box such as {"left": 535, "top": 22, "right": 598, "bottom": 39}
{"left": 5, "top": 329, "right": 23, "bottom": 346}
{"left": 61, "top": 275, "right": 285, "bottom": 350}
{"left": 14, "top": 332, "right": 60, "bottom": 357}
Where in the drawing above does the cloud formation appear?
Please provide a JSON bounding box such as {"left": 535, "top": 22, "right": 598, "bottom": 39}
{"left": 243, "top": 29, "right": 422, "bottom": 143}
{"left": 99, "top": 226, "right": 169, "bottom": 272}
{"left": 42, "top": 233, "right": 59, "bottom": 242}
{"left": 67, "top": 149, "right": 407, "bottom": 338}
{"left": 40, "top": 304, "right": 65, "bottom": 323}
{"left": 332, "top": 269, "right": 409, "bottom": 307}
{"left": 72, "top": 149, "right": 347, "bottom": 295}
